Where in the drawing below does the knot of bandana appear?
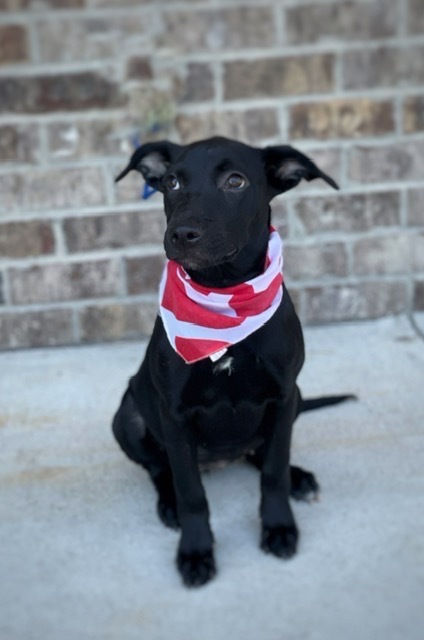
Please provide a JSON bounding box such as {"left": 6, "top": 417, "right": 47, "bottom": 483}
{"left": 158, "top": 227, "right": 284, "bottom": 364}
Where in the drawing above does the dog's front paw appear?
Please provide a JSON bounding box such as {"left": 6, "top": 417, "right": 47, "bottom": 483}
{"left": 261, "top": 524, "right": 299, "bottom": 559}
{"left": 176, "top": 549, "right": 216, "bottom": 587}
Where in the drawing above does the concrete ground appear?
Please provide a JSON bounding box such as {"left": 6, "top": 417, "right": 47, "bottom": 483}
{"left": 1, "top": 314, "right": 423, "bottom": 640}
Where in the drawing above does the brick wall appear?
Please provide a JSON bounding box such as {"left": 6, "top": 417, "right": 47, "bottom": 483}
{"left": 0, "top": 0, "right": 423, "bottom": 349}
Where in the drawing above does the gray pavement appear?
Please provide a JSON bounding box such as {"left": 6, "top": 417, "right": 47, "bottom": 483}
{"left": 1, "top": 314, "right": 423, "bottom": 640}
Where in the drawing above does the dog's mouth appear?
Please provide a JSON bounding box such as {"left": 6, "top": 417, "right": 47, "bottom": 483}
{"left": 224, "top": 247, "right": 238, "bottom": 260}
{"left": 170, "top": 247, "right": 239, "bottom": 272}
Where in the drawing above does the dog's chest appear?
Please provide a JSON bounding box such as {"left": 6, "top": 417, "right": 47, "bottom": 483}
{"left": 212, "top": 356, "right": 235, "bottom": 376}
{"left": 208, "top": 355, "right": 278, "bottom": 405}
{"left": 180, "top": 350, "right": 280, "bottom": 450}
{"left": 183, "top": 350, "right": 278, "bottom": 405}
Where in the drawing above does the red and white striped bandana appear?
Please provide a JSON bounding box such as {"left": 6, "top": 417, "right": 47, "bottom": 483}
{"left": 158, "top": 227, "right": 284, "bottom": 364}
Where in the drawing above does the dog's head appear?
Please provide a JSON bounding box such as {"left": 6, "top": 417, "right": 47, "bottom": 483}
{"left": 116, "top": 137, "right": 338, "bottom": 279}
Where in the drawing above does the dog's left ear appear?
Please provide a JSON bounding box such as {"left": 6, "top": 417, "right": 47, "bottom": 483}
{"left": 115, "top": 141, "right": 182, "bottom": 191}
{"left": 262, "top": 145, "right": 339, "bottom": 197}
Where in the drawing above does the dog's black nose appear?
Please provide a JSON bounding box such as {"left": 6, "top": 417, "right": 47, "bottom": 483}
{"left": 171, "top": 226, "right": 202, "bottom": 246}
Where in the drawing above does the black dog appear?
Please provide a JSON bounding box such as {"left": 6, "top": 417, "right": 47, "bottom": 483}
{"left": 112, "top": 137, "right": 351, "bottom": 587}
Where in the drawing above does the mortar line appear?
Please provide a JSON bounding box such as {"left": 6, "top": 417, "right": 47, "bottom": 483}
{"left": 400, "top": 184, "right": 417, "bottom": 334}
{"left": 173, "top": 89, "right": 424, "bottom": 113}
{"left": 339, "top": 144, "right": 349, "bottom": 188}
{"left": 398, "top": 0, "right": 408, "bottom": 37}
{"left": 213, "top": 59, "right": 223, "bottom": 107}
{"left": 71, "top": 306, "right": 81, "bottom": 344}
{"left": 26, "top": 12, "right": 40, "bottom": 65}
{"left": 333, "top": 49, "right": 343, "bottom": 95}
{"left": 110, "top": 35, "right": 424, "bottom": 65}
{"left": 37, "top": 121, "right": 50, "bottom": 167}
{"left": 51, "top": 218, "right": 67, "bottom": 259}
{"left": 277, "top": 101, "right": 289, "bottom": 141}
{"left": 394, "top": 94, "right": 405, "bottom": 138}
{"left": 273, "top": 0, "right": 285, "bottom": 48}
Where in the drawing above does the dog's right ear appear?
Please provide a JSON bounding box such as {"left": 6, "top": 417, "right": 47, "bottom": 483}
{"left": 262, "top": 145, "right": 339, "bottom": 197}
{"left": 115, "top": 141, "right": 182, "bottom": 191}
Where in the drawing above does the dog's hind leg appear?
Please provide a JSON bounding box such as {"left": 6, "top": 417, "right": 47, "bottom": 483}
{"left": 245, "top": 448, "right": 320, "bottom": 503}
{"left": 289, "top": 465, "right": 319, "bottom": 502}
{"left": 112, "top": 388, "right": 179, "bottom": 529}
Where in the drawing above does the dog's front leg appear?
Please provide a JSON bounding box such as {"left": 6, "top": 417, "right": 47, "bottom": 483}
{"left": 260, "top": 391, "right": 299, "bottom": 559}
{"left": 162, "top": 414, "right": 215, "bottom": 587}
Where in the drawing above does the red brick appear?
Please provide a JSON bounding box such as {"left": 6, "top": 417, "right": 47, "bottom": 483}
{"left": 0, "top": 317, "right": 7, "bottom": 347}
{"left": 353, "top": 234, "right": 409, "bottom": 276}
{"left": 0, "top": 174, "right": 21, "bottom": 214}
{"left": 0, "top": 309, "right": 74, "bottom": 349}
{"left": 158, "top": 7, "right": 276, "bottom": 53}
{"left": 126, "top": 56, "right": 153, "bottom": 81}
{"left": 89, "top": 0, "right": 149, "bottom": 6}
{"left": 44, "top": 0, "right": 84, "bottom": 6}
{"left": 304, "top": 281, "right": 407, "bottom": 324}
{"left": 348, "top": 141, "right": 424, "bottom": 183}
{"left": 47, "top": 119, "right": 124, "bottom": 161}
{"left": 36, "top": 15, "right": 147, "bottom": 63}
{"left": 284, "top": 242, "right": 348, "bottom": 280}
{"left": 408, "top": 189, "right": 424, "bottom": 226}
{"left": 403, "top": 96, "right": 424, "bottom": 133}
{"left": 292, "top": 192, "right": 401, "bottom": 236}
{"left": 63, "top": 210, "right": 165, "bottom": 253}
{"left": 172, "top": 63, "right": 215, "bottom": 104}
{"left": 290, "top": 99, "right": 395, "bottom": 139}
{"left": 406, "top": 0, "right": 424, "bottom": 34}
{"left": 0, "top": 0, "right": 84, "bottom": 9}
{"left": 125, "top": 255, "right": 165, "bottom": 295}
{"left": 286, "top": 0, "right": 397, "bottom": 44}
{"left": 0, "top": 73, "right": 123, "bottom": 114}
{"left": 9, "top": 259, "right": 121, "bottom": 304}
{"left": 35, "top": 167, "right": 104, "bottom": 210}
{"left": 342, "top": 45, "right": 424, "bottom": 90}
{"left": 78, "top": 301, "right": 158, "bottom": 343}
{"left": 0, "top": 167, "right": 106, "bottom": 213}
{"left": 224, "top": 54, "right": 334, "bottom": 100}
{"left": 0, "top": 220, "right": 55, "bottom": 258}
{"left": 176, "top": 108, "right": 279, "bottom": 145}
{"left": 287, "top": 288, "right": 301, "bottom": 316}
{"left": 414, "top": 280, "right": 424, "bottom": 310}
{"left": 0, "top": 25, "right": 28, "bottom": 64}
{"left": 270, "top": 198, "right": 289, "bottom": 238}
{"left": 412, "top": 233, "right": 424, "bottom": 272}
{"left": 0, "top": 124, "right": 40, "bottom": 163}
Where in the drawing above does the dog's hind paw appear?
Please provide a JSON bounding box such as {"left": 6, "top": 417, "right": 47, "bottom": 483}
{"left": 290, "top": 465, "right": 320, "bottom": 503}
{"left": 157, "top": 499, "right": 180, "bottom": 530}
{"left": 177, "top": 549, "right": 216, "bottom": 587}
{"left": 261, "top": 524, "right": 299, "bottom": 559}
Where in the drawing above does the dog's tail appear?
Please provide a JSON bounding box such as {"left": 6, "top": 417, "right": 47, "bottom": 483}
{"left": 300, "top": 394, "right": 357, "bottom": 413}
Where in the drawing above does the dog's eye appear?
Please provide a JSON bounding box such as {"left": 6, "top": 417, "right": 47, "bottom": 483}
{"left": 165, "top": 175, "right": 180, "bottom": 191}
{"left": 224, "top": 174, "right": 246, "bottom": 190}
